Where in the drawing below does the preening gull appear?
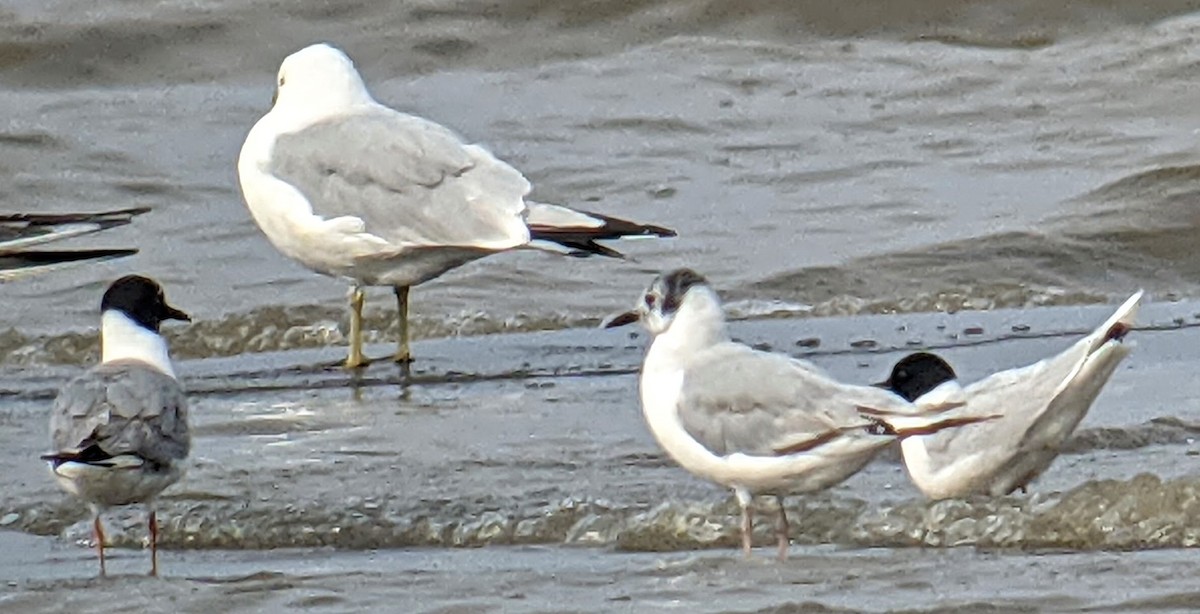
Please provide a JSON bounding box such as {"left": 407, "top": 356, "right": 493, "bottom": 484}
{"left": 877, "top": 290, "right": 1142, "bottom": 499}
{"left": 42, "top": 275, "right": 191, "bottom": 576}
{"left": 603, "top": 269, "right": 988, "bottom": 559}
{"left": 238, "top": 43, "right": 675, "bottom": 368}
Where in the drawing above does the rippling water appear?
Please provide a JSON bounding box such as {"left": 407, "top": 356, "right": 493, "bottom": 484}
{"left": 4, "top": 305, "right": 1200, "bottom": 609}
{"left": 4, "top": 1, "right": 1200, "bottom": 349}
{"left": 3, "top": 1, "right": 1200, "bottom": 610}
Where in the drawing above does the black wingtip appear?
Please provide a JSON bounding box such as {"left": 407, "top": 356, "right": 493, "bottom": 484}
{"left": 1105, "top": 321, "right": 1132, "bottom": 342}
{"left": 0, "top": 206, "right": 151, "bottom": 230}
{"left": 2, "top": 248, "right": 137, "bottom": 266}
{"left": 40, "top": 443, "right": 115, "bottom": 467}
{"left": 642, "top": 223, "right": 677, "bottom": 238}
{"left": 528, "top": 209, "right": 675, "bottom": 259}
{"left": 0, "top": 249, "right": 137, "bottom": 279}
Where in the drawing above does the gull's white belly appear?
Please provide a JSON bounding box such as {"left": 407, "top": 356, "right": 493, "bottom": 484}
{"left": 638, "top": 362, "right": 888, "bottom": 495}
{"left": 53, "top": 460, "right": 183, "bottom": 508}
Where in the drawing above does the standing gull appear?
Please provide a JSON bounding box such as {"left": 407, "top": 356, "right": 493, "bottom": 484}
{"left": 41, "top": 275, "right": 191, "bottom": 576}
{"left": 603, "top": 269, "right": 986, "bottom": 559}
{"left": 876, "top": 291, "right": 1142, "bottom": 499}
{"left": 238, "top": 43, "right": 675, "bottom": 368}
{"left": 0, "top": 207, "right": 149, "bottom": 280}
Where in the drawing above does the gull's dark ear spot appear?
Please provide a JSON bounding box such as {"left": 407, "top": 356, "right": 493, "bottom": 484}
{"left": 661, "top": 268, "right": 707, "bottom": 314}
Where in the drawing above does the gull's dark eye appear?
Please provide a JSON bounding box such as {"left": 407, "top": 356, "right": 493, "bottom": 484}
{"left": 279, "top": 75, "right": 286, "bottom": 87}
{"left": 644, "top": 294, "right": 657, "bottom": 308}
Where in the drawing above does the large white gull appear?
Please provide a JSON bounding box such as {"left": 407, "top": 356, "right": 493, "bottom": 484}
{"left": 238, "top": 43, "right": 674, "bottom": 368}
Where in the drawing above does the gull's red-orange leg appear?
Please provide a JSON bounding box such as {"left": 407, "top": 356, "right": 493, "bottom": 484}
{"left": 93, "top": 515, "right": 107, "bottom": 577}
{"left": 149, "top": 510, "right": 159, "bottom": 577}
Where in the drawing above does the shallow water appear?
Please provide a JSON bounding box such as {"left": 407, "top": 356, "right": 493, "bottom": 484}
{"left": 3, "top": 1, "right": 1200, "bottom": 611}
{"left": 4, "top": 1, "right": 1200, "bottom": 349}
{"left": 3, "top": 305, "right": 1200, "bottom": 610}
{"left": 3, "top": 537, "right": 1199, "bottom": 613}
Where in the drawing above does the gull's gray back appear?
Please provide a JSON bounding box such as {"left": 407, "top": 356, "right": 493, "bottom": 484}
{"left": 678, "top": 343, "right": 909, "bottom": 456}
{"left": 270, "top": 109, "right": 531, "bottom": 249}
{"left": 50, "top": 362, "right": 190, "bottom": 466}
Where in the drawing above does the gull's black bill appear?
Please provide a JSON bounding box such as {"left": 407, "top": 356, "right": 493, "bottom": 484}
{"left": 601, "top": 310, "right": 639, "bottom": 329}
{"left": 164, "top": 304, "right": 191, "bottom": 322}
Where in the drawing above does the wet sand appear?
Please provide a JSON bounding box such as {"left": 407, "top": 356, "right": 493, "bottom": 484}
{"left": 2, "top": 302, "right": 1198, "bottom": 611}
{"left": 3, "top": 535, "right": 1199, "bottom": 613}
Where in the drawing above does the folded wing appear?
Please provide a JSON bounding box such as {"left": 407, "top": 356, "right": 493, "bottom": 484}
{"left": 268, "top": 109, "right": 531, "bottom": 251}
{"left": 46, "top": 364, "right": 189, "bottom": 468}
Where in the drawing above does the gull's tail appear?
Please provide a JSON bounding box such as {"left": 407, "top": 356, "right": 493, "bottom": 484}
{"left": 524, "top": 202, "right": 675, "bottom": 258}
{"left": 1088, "top": 289, "right": 1142, "bottom": 349}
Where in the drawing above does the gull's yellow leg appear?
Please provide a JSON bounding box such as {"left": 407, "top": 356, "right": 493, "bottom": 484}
{"left": 393, "top": 286, "right": 413, "bottom": 363}
{"left": 345, "top": 286, "right": 368, "bottom": 369}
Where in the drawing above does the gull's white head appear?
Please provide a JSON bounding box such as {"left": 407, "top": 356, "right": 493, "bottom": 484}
{"left": 272, "top": 43, "right": 373, "bottom": 117}
{"left": 602, "top": 268, "right": 725, "bottom": 339}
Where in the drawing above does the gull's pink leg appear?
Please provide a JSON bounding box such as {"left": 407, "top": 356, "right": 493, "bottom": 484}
{"left": 93, "top": 514, "right": 107, "bottom": 577}
{"left": 149, "top": 509, "right": 159, "bottom": 577}
{"left": 775, "top": 495, "right": 790, "bottom": 561}
{"left": 740, "top": 505, "right": 754, "bottom": 558}
{"left": 736, "top": 488, "right": 754, "bottom": 558}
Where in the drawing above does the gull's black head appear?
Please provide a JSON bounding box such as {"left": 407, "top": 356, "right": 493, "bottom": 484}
{"left": 876, "top": 352, "right": 957, "bottom": 402}
{"left": 101, "top": 275, "right": 190, "bottom": 333}
{"left": 602, "top": 268, "right": 708, "bottom": 334}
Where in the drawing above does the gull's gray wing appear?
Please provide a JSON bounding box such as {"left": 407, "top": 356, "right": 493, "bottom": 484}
{"left": 920, "top": 291, "right": 1141, "bottom": 459}
{"left": 269, "top": 108, "right": 530, "bottom": 250}
{"left": 49, "top": 362, "right": 190, "bottom": 466}
{"left": 920, "top": 337, "right": 1123, "bottom": 459}
{"left": 677, "top": 343, "right": 916, "bottom": 457}
{"left": 926, "top": 354, "right": 1083, "bottom": 455}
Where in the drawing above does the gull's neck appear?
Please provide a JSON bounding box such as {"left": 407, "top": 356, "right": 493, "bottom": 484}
{"left": 645, "top": 287, "right": 730, "bottom": 372}
{"left": 239, "top": 81, "right": 375, "bottom": 178}
{"left": 638, "top": 286, "right": 731, "bottom": 481}
{"left": 898, "top": 379, "right": 966, "bottom": 498}
{"left": 269, "top": 78, "right": 375, "bottom": 133}
{"left": 101, "top": 311, "right": 177, "bottom": 379}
